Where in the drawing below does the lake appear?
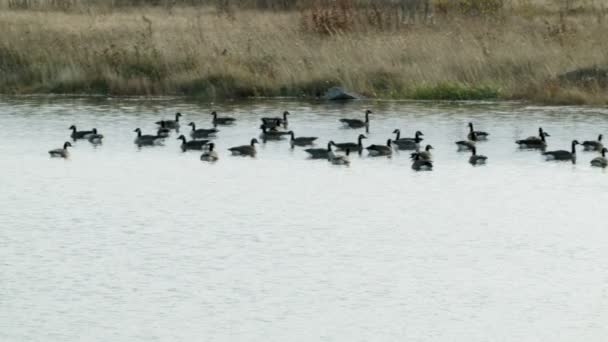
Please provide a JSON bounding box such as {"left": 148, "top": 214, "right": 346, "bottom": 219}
{"left": 1, "top": 96, "right": 607, "bottom": 341}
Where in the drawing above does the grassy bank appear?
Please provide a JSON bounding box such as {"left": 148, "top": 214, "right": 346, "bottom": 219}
{"left": 1, "top": 1, "right": 607, "bottom": 104}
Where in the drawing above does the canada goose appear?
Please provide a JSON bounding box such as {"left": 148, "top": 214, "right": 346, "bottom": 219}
{"left": 543, "top": 140, "right": 580, "bottom": 161}
{"left": 339, "top": 110, "right": 371, "bottom": 128}
{"left": 155, "top": 112, "right": 182, "bottom": 129}
{"left": 469, "top": 146, "right": 488, "bottom": 165}
{"left": 366, "top": 139, "right": 392, "bottom": 156}
{"left": 590, "top": 148, "right": 608, "bottom": 168}
{"left": 262, "top": 111, "right": 290, "bottom": 126}
{"left": 330, "top": 134, "right": 367, "bottom": 152}
{"left": 178, "top": 135, "right": 209, "bottom": 151}
{"left": 87, "top": 128, "right": 104, "bottom": 144}
{"left": 392, "top": 130, "right": 423, "bottom": 150}
{"left": 188, "top": 122, "right": 219, "bottom": 139}
{"left": 330, "top": 149, "right": 350, "bottom": 165}
{"left": 467, "top": 122, "right": 489, "bottom": 140}
{"left": 157, "top": 121, "right": 171, "bottom": 138}
{"left": 211, "top": 111, "right": 236, "bottom": 125}
{"left": 305, "top": 143, "right": 332, "bottom": 159}
{"left": 456, "top": 131, "right": 477, "bottom": 151}
{"left": 289, "top": 131, "right": 317, "bottom": 147}
{"left": 516, "top": 127, "right": 549, "bottom": 149}
{"left": 411, "top": 153, "right": 433, "bottom": 171}
{"left": 200, "top": 143, "right": 219, "bottom": 162}
{"left": 69, "top": 125, "right": 94, "bottom": 140}
{"left": 134, "top": 128, "right": 163, "bottom": 145}
{"left": 260, "top": 125, "right": 287, "bottom": 141}
{"left": 229, "top": 138, "right": 258, "bottom": 156}
{"left": 582, "top": 134, "right": 603, "bottom": 151}
{"left": 49, "top": 141, "right": 72, "bottom": 158}
{"left": 410, "top": 145, "right": 433, "bottom": 161}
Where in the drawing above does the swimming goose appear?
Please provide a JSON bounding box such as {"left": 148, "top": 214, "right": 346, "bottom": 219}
{"left": 469, "top": 146, "right": 488, "bottom": 165}
{"left": 200, "top": 143, "right": 219, "bottom": 162}
{"left": 262, "top": 111, "right": 290, "bottom": 126}
{"left": 87, "top": 128, "right": 104, "bottom": 144}
{"left": 590, "top": 148, "right": 608, "bottom": 168}
{"left": 260, "top": 125, "right": 287, "bottom": 141}
{"left": 211, "top": 111, "right": 236, "bottom": 125}
{"left": 410, "top": 145, "right": 433, "bottom": 161}
{"left": 49, "top": 142, "right": 72, "bottom": 158}
{"left": 69, "top": 125, "right": 94, "bottom": 140}
{"left": 516, "top": 127, "right": 549, "bottom": 149}
{"left": 289, "top": 131, "right": 318, "bottom": 147}
{"left": 543, "top": 140, "right": 580, "bottom": 161}
{"left": 393, "top": 130, "right": 423, "bottom": 150}
{"left": 305, "top": 143, "right": 332, "bottom": 159}
{"left": 582, "top": 134, "right": 603, "bottom": 151}
{"left": 411, "top": 153, "right": 433, "bottom": 171}
{"left": 467, "top": 122, "right": 489, "bottom": 140}
{"left": 330, "top": 149, "right": 350, "bottom": 165}
{"left": 155, "top": 112, "right": 182, "bottom": 129}
{"left": 330, "top": 134, "right": 367, "bottom": 152}
{"left": 188, "top": 122, "right": 219, "bottom": 139}
{"left": 229, "top": 138, "right": 258, "bottom": 156}
{"left": 157, "top": 121, "right": 171, "bottom": 138}
{"left": 134, "top": 128, "right": 164, "bottom": 145}
{"left": 178, "top": 135, "right": 209, "bottom": 151}
{"left": 366, "top": 139, "right": 393, "bottom": 156}
{"left": 339, "top": 110, "right": 371, "bottom": 128}
{"left": 456, "top": 131, "right": 477, "bottom": 151}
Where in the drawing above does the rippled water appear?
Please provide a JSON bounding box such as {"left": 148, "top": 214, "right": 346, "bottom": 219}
{"left": 1, "top": 96, "right": 608, "bottom": 342}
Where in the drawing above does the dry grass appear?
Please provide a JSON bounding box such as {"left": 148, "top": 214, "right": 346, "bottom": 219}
{"left": 1, "top": 1, "right": 607, "bottom": 103}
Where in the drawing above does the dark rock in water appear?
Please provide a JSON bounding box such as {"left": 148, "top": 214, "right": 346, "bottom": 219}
{"left": 558, "top": 66, "right": 608, "bottom": 88}
{"left": 324, "top": 86, "right": 359, "bottom": 100}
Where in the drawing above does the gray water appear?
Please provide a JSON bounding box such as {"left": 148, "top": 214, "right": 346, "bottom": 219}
{"left": 1, "top": 96, "right": 608, "bottom": 342}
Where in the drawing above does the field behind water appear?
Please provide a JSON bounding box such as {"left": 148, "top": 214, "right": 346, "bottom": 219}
{"left": 1, "top": 0, "right": 607, "bottom": 103}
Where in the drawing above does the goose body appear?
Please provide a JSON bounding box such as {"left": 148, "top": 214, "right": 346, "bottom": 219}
{"left": 69, "top": 125, "right": 94, "bottom": 140}
{"left": 330, "top": 134, "right": 367, "bottom": 152}
{"left": 366, "top": 139, "right": 392, "bottom": 156}
{"left": 155, "top": 112, "right": 182, "bottom": 129}
{"left": 229, "top": 138, "right": 258, "bottom": 156}
{"left": 469, "top": 146, "right": 488, "bottom": 165}
{"left": 262, "top": 111, "right": 290, "bottom": 126}
{"left": 87, "top": 128, "right": 104, "bottom": 144}
{"left": 330, "top": 149, "right": 350, "bottom": 165}
{"left": 590, "top": 148, "right": 608, "bottom": 168}
{"left": 178, "top": 135, "right": 209, "bottom": 151}
{"left": 200, "top": 143, "right": 219, "bottom": 162}
{"left": 467, "top": 122, "right": 489, "bottom": 140}
{"left": 411, "top": 153, "right": 433, "bottom": 171}
{"left": 49, "top": 142, "right": 72, "bottom": 158}
{"left": 339, "top": 110, "right": 371, "bottom": 128}
{"left": 289, "top": 131, "right": 318, "bottom": 147}
{"left": 582, "top": 134, "right": 603, "bottom": 151}
{"left": 543, "top": 140, "right": 579, "bottom": 161}
{"left": 188, "top": 122, "right": 219, "bottom": 139}
{"left": 157, "top": 121, "right": 171, "bottom": 138}
{"left": 517, "top": 127, "right": 549, "bottom": 149}
{"left": 410, "top": 145, "right": 433, "bottom": 161}
{"left": 392, "top": 130, "right": 423, "bottom": 150}
{"left": 260, "top": 125, "right": 288, "bottom": 141}
{"left": 456, "top": 131, "right": 477, "bottom": 151}
{"left": 134, "top": 128, "right": 164, "bottom": 145}
{"left": 305, "top": 143, "right": 332, "bottom": 159}
{"left": 211, "top": 111, "right": 236, "bottom": 125}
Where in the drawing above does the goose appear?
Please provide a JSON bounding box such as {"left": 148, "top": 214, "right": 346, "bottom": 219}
{"left": 469, "top": 146, "right": 488, "bottom": 165}
{"left": 188, "top": 122, "right": 219, "bottom": 139}
{"left": 410, "top": 145, "right": 433, "bottom": 161}
{"left": 467, "top": 122, "right": 489, "bottom": 140}
{"left": 582, "top": 134, "right": 603, "bottom": 151}
{"left": 157, "top": 121, "right": 171, "bottom": 138}
{"left": 155, "top": 112, "right": 182, "bottom": 129}
{"left": 260, "top": 125, "right": 287, "bottom": 141}
{"left": 392, "top": 130, "right": 423, "bottom": 150}
{"left": 229, "top": 138, "right": 258, "bottom": 156}
{"left": 262, "top": 111, "right": 290, "bottom": 126}
{"left": 543, "top": 140, "right": 580, "bottom": 161}
{"left": 330, "top": 149, "right": 350, "bottom": 165}
{"left": 305, "top": 143, "right": 332, "bottom": 159}
{"left": 211, "top": 111, "right": 236, "bottom": 125}
{"left": 178, "top": 135, "right": 209, "bottom": 151}
{"left": 411, "top": 153, "right": 433, "bottom": 171}
{"left": 289, "top": 131, "right": 318, "bottom": 147}
{"left": 590, "top": 148, "right": 608, "bottom": 168}
{"left": 69, "top": 125, "right": 94, "bottom": 140}
{"left": 366, "top": 139, "right": 392, "bottom": 156}
{"left": 330, "top": 134, "right": 367, "bottom": 152}
{"left": 456, "top": 131, "right": 477, "bottom": 151}
{"left": 516, "top": 127, "right": 549, "bottom": 149}
{"left": 49, "top": 142, "right": 72, "bottom": 158}
{"left": 87, "top": 128, "right": 104, "bottom": 144}
{"left": 339, "top": 110, "right": 371, "bottom": 128}
{"left": 134, "top": 128, "right": 164, "bottom": 145}
{"left": 200, "top": 143, "right": 219, "bottom": 162}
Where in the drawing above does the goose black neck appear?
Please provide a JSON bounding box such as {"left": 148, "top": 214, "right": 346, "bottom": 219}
{"left": 571, "top": 141, "right": 577, "bottom": 154}
{"left": 64, "top": 142, "right": 70, "bottom": 149}
{"left": 179, "top": 136, "right": 186, "bottom": 143}
{"left": 394, "top": 130, "right": 400, "bottom": 140}
{"left": 599, "top": 134, "right": 603, "bottom": 142}
{"left": 289, "top": 131, "right": 295, "bottom": 140}
{"left": 190, "top": 123, "right": 196, "bottom": 131}
{"left": 175, "top": 113, "right": 181, "bottom": 121}
{"left": 469, "top": 124, "right": 474, "bottom": 133}
{"left": 602, "top": 149, "right": 606, "bottom": 157}
{"left": 365, "top": 112, "right": 370, "bottom": 122}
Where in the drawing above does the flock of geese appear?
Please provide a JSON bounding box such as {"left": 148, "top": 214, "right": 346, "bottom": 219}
{"left": 49, "top": 110, "right": 608, "bottom": 170}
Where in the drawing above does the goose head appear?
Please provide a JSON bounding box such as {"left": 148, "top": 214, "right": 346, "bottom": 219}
{"left": 327, "top": 142, "right": 333, "bottom": 151}
{"left": 283, "top": 111, "right": 290, "bottom": 119}
{"left": 392, "top": 129, "right": 400, "bottom": 134}
{"left": 92, "top": 128, "right": 98, "bottom": 134}
{"left": 358, "top": 134, "right": 367, "bottom": 140}
{"left": 177, "top": 134, "right": 187, "bottom": 142}
{"left": 63, "top": 142, "right": 72, "bottom": 149}
{"left": 601, "top": 147, "right": 608, "bottom": 157}
{"left": 386, "top": 139, "right": 392, "bottom": 147}
{"left": 188, "top": 122, "right": 196, "bottom": 129}
{"left": 210, "top": 111, "right": 218, "bottom": 118}
{"left": 425, "top": 145, "right": 434, "bottom": 151}
{"left": 415, "top": 131, "right": 424, "bottom": 138}
{"left": 175, "top": 112, "right": 182, "bottom": 120}
{"left": 250, "top": 138, "right": 259, "bottom": 146}
{"left": 134, "top": 128, "right": 142, "bottom": 136}
{"left": 599, "top": 134, "right": 603, "bottom": 142}
{"left": 69, "top": 125, "right": 77, "bottom": 131}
